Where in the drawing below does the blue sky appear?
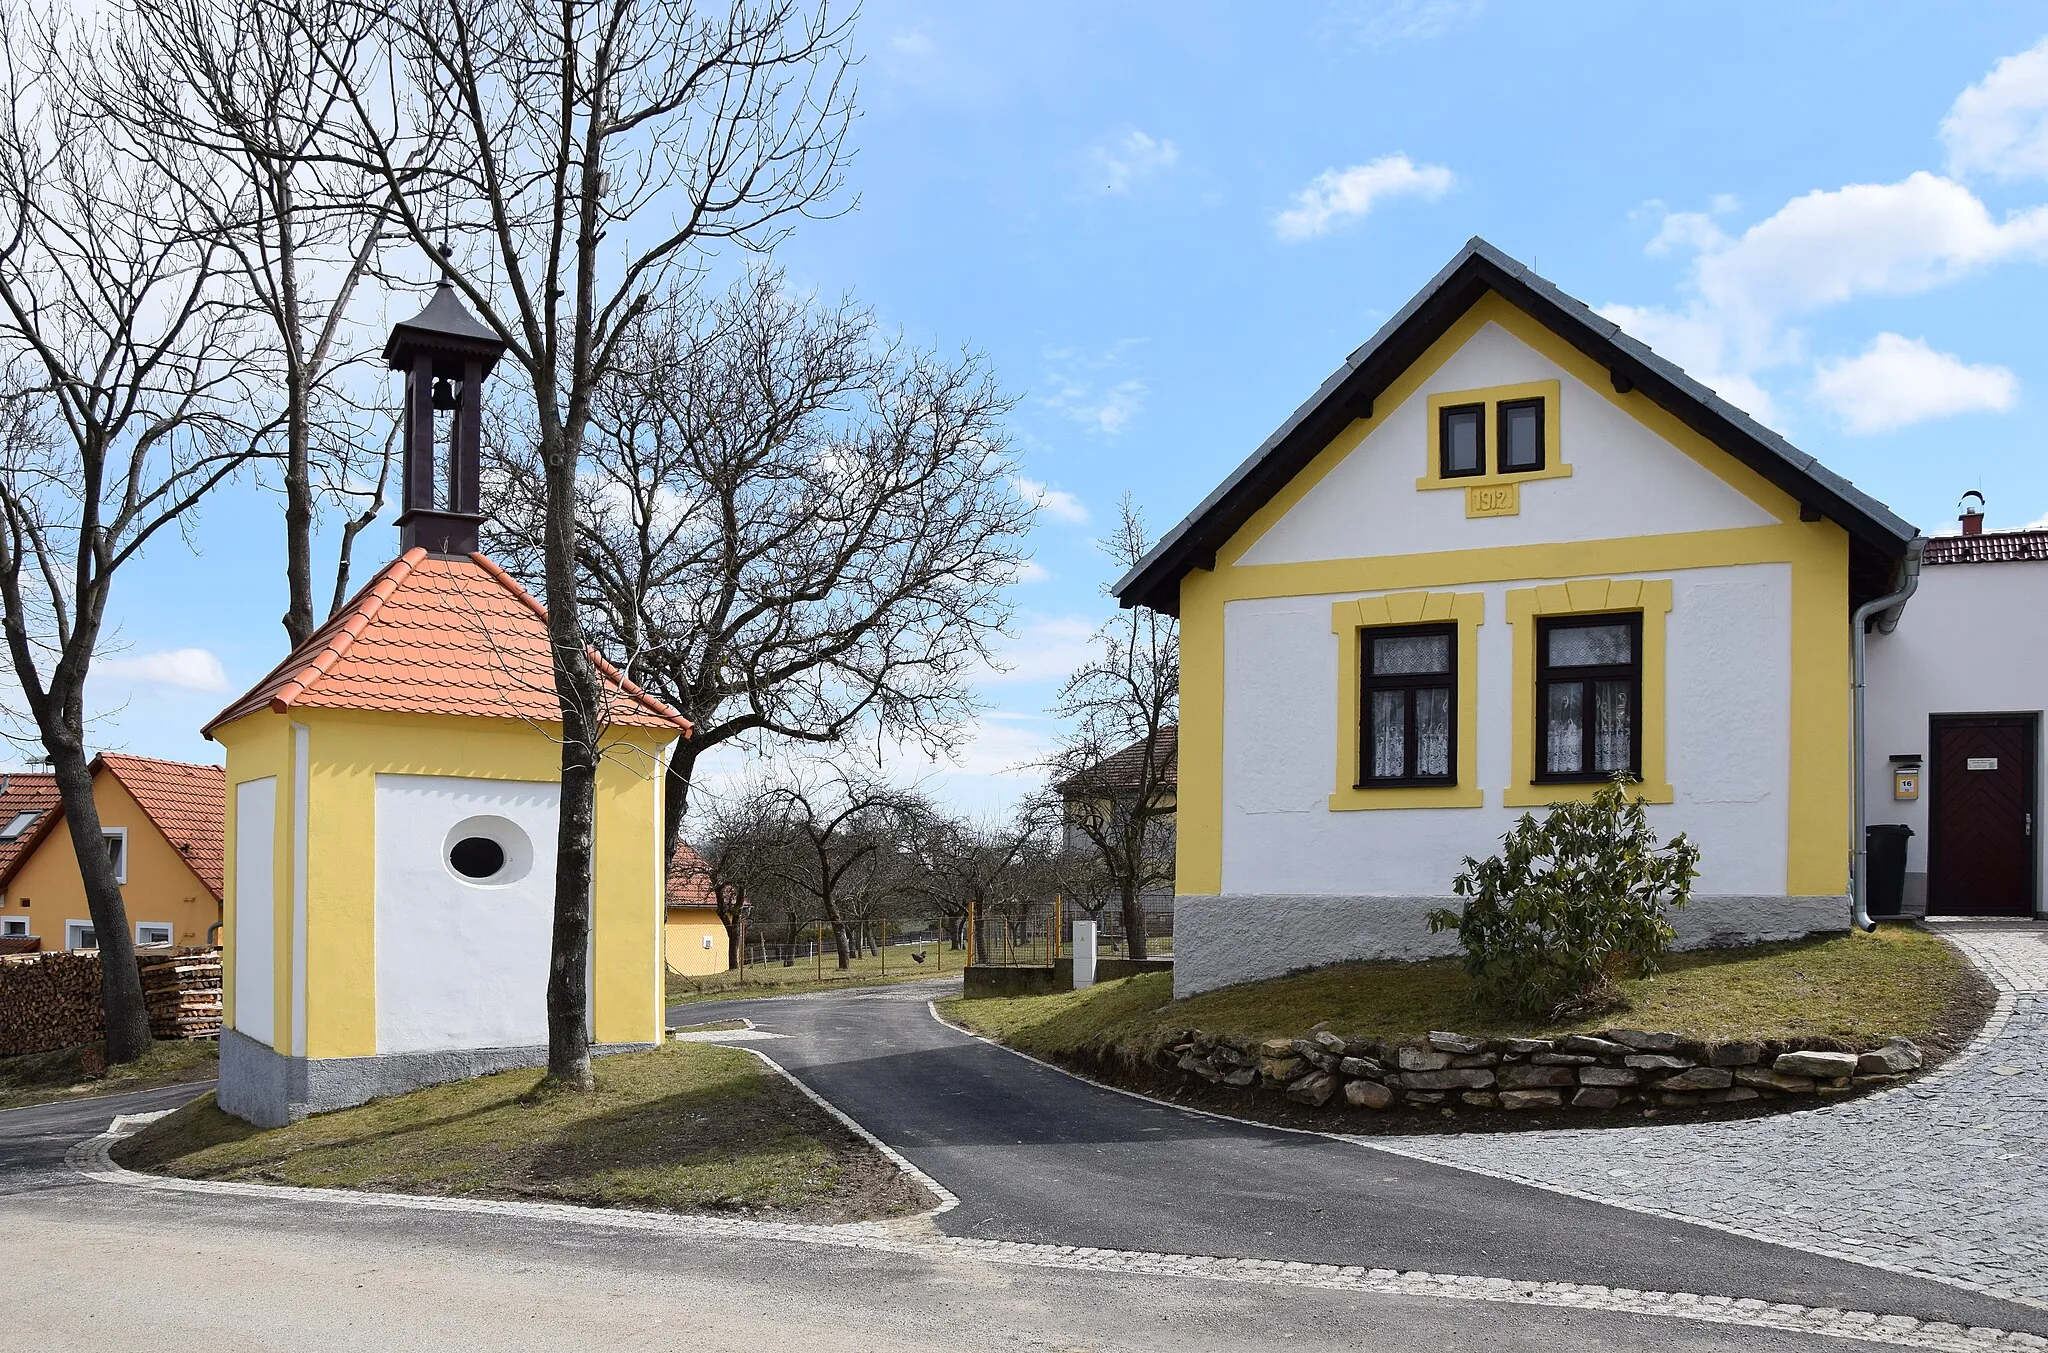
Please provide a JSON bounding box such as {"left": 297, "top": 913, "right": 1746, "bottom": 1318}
{"left": 72, "top": 1, "right": 2048, "bottom": 816}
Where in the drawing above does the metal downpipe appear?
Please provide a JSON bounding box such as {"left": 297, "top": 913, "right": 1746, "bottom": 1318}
{"left": 1850, "top": 536, "right": 1925, "bottom": 932}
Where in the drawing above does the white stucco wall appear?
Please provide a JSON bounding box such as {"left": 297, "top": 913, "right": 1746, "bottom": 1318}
{"left": 232, "top": 777, "right": 277, "bottom": 1048}
{"left": 1863, "top": 558, "right": 2048, "bottom": 910}
{"left": 1221, "top": 563, "right": 1793, "bottom": 899}
{"left": 374, "top": 774, "right": 561, "bottom": 1055}
{"left": 1235, "top": 321, "right": 1777, "bottom": 568}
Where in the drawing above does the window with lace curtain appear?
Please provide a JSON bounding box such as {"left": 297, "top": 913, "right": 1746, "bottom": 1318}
{"left": 1358, "top": 623, "right": 1457, "bottom": 787}
{"left": 1536, "top": 613, "right": 1641, "bottom": 781}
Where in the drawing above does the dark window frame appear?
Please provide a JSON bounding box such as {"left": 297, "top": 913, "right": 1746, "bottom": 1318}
{"left": 1497, "top": 396, "right": 1545, "bottom": 473}
{"left": 1358, "top": 622, "right": 1459, "bottom": 788}
{"left": 1534, "top": 612, "right": 1643, "bottom": 784}
{"left": 1438, "top": 402, "right": 1487, "bottom": 479}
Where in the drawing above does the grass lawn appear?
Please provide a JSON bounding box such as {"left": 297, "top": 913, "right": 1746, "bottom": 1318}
{"left": 0, "top": 1039, "right": 218, "bottom": 1113}
{"left": 113, "top": 1041, "right": 932, "bottom": 1222}
{"left": 941, "top": 926, "right": 1991, "bottom": 1073}
{"left": 666, "top": 944, "right": 960, "bottom": 1007}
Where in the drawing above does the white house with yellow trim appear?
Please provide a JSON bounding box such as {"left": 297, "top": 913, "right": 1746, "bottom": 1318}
{"left": 1118, "top": 239, "right": 1928, "bottom": 996}
{"left": 205, "top": 278, "right": 691, "bottom": 1127}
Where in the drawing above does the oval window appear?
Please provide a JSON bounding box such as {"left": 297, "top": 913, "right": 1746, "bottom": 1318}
{"left": 441, "top": 815, "right": 534, "bottom": 887}
{"left": 449, "top": 836, "right": 507, "bottom": 880}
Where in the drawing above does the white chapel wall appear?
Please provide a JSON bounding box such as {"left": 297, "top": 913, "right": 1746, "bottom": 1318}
{"left": 232, "top": 776, "right": 277, "bottom": 1048}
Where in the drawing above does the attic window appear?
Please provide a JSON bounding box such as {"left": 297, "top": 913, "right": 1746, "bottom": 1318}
{"left": 1498, "top": 397, "right": 1544, "bottom": 473}
{"left": 1438, "top": 404, "right": 1485, "bottom": 478}
{"left": 0, "top": 811, "right": 37, "bottom": 840}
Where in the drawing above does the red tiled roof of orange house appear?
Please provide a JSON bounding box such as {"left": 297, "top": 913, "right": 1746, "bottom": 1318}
{"left": 0, "top": 756, "right": 225, "bottom": 900}
{"left": 204, "top": 548, "right": 691, "bottom": 737}
{"left": 97, "top": 755, "right": 226, "bottom": 899}
{"left": 668, "top": 841, "right": 715, "bottom": 909}
{"left": 1923, "top": 529, "right": 2048, "bottom": 566}
{"left": 0, "top": 772, "right": 60, "bottom": 879}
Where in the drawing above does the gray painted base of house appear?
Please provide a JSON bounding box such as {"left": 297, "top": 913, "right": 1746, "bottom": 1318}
{"left": 1170, "top": 893, "right": 1852, "bottom": 997}
{"left": 217, "top": 1028, "right": 660, "bottom": 1128}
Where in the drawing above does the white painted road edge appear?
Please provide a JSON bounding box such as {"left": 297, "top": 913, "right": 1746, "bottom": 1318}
{"left": 63, "top": 1122, "right": 2046, "bottom": 1352}
{"left": 923, "top": 994, "right": 2048, "bottom": 1320}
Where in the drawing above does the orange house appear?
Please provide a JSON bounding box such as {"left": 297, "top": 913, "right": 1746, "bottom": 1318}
{"left": 0, "top": 754, "right": 225, "bottom": 951}
{"left": 665, "top": 842, "right": 730, "bottom": 977}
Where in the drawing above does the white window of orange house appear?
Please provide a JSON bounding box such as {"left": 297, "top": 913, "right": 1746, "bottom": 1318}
{"left": 0, "top": 917, "right": 26, "bottom": 938}
{"left": 136, "top": 922, "right": 172, "bottom": 947}
{"left": 65, "top": 920, "right": 96, "bottom": 950}
{"left": 102, "top": 827, "right": 128, "bottom": 884}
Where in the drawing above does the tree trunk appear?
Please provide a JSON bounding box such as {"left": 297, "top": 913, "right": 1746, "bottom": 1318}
{"left": 47, "top": 742, "right": 150, "bottom": 1061}
{"left": 662, "top": 745, "right": 696, "bottom": 885}
{"left": 282, "top": 389, "right": 315, "bottom": 647}
{"left": 827, "top": 915, "right": 852, "bottom": 969}
{"left": 1121, "top": 884, "right": 1149, "bottom": 962}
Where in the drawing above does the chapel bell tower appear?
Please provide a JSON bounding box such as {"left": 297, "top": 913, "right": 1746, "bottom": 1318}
{"left": 382, "top": 269, "right": 509, "bottom": 556}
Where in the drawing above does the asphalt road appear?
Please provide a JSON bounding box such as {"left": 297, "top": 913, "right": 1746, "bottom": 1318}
{"left": 0, "top": 1084, "right": 1881, "bottom": 1352}
{"left": 674, "top": 978, "right": 2048, "bottom": 1335}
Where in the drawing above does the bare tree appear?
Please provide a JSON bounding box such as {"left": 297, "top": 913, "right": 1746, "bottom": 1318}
{"left": 685, "top": 780, "right": 787, "bottom": 970}
{"left": 900, "top": 798, "right": 1042, "bottom": 959}
{"left": 1046, "top": 499, "right": 1177, "bottom": 960}
{"left": 314, "top": 0, "right": 855, "bottom": 1087}
{"left": 486, "top": 270, "right": 1032, "bottom": 890}
{"left": 103, "top": 0, "right": 398, "bottom": 647}
{"left": 0, "top": 12, "right": 258, "bottom": 1061}
{"left": 763, "top": 767, "right": 912, "bottom": 970}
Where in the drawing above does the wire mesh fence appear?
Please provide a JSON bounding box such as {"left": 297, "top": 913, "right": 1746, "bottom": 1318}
{"left": 965, "top": 898, "right": 1175, "bottom": 967}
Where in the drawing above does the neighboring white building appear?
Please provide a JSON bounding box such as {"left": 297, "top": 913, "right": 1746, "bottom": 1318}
{"left": 1864, "top": 525, "right": 2048, "bottom": 919}
{"left": 1116, "top": 239, "right": 2021, "bottom": 997}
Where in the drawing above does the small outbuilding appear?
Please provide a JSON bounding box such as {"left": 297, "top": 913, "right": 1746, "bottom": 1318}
{"left": 206, "top": 277, "right": 691, "bottom": 1127}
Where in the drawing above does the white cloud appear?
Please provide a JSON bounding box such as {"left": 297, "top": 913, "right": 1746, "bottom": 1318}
{"left": 1335, "top": 0, "right": 1485, "bottom": 47}
{"left": 1013, "top": 476, "right": 1088, "bottom": 525}
{"left": 1040, "top": 342, "right": 1148, "bottom": 435}
{"left": 98, "top": 648, "right": 229, "bottom": 693}
{"left": 1274, "top": 154, "right": 1454, "bottom": 242}
{"left": 976, "top": 613, "right": 1099, "bottom": 685}
{"left": 1812, "top": 333, "right": 2019, "bottom": 435}
{"left": 1606, "top": 168, "right": 2048, "bottom": 429}
{"left": 1008, "top": 558, "right": 1050, "bottom": 583}
{"left": 889, "top": 31, "right": 934, "bottom": 57}
{"left": 1082, "top": 128, "right": 1178, "bottom": 197}
{"left": 1943, "top": 36, "right": 2048, "bottom": 180}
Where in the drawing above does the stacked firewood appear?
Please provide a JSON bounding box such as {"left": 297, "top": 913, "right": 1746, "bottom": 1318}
{"left": 141, "top": 950, "right": 222, "bottom": 1040}
{"left": 0, "top": 945, "right": 222, "bottom": 1055}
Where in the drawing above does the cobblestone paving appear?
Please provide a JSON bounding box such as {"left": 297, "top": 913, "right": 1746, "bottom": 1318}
{"left": 1377, "top": 921, "right": 2048, "bottom": 1307}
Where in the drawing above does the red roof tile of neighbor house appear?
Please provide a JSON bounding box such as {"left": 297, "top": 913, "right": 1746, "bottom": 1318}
{"left": 204, "top": 548, "right": 691, "bottom": 737}
{"left": 1923, "top": 530, "right": 2048, "bottom": 565}
{"left": 667, "top": 841, "right": 715, "bottom": 909}
{"left": 0, "top": 756, "right": 224, "bottom": 899}
{"left": 1060, "top": 726, "right": 1177, "bottom": 796}
{"left": 0, "top": 772, "right": 60, "bottom": 878}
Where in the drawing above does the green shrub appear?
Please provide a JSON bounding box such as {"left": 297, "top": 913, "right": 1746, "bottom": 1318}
{"left": 1428, "top": 779, "right": 1700, "bottom": 1019}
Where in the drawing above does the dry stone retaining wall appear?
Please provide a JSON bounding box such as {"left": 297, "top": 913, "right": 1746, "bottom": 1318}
{"left": 1164, "top": 1025, "right": 1925, "bottom": 1115}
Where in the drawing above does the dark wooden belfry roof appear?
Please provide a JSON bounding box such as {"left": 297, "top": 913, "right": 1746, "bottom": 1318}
{"left": 1114, "top": 237, "right": 1919, "bottom": 617}
{"left": 382, "top": 278, "right": 507, "bottom": 371}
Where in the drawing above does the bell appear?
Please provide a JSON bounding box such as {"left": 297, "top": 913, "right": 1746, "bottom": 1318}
{"left": 431, "top": 376, "right": 458, "bottom": 411}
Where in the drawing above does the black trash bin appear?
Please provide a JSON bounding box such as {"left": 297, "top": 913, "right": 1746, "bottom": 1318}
{"left": 1866, "top": 823, "right": 1914, "bottom": 919}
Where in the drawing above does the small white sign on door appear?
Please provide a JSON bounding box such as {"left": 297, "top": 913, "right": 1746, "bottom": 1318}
{"left": 1967, "top": 756, "right": 1999, "bottom": 771}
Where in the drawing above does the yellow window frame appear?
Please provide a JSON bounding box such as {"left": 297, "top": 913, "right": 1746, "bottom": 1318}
{"left": 1505, "top": 577, "right": 1674, "bottom": 807}
{"left": 1417, "top": 379, "right": 1570, "bottom": 491}
{"left": 1331, "top": 590, "right": 1485, "bottom": 810}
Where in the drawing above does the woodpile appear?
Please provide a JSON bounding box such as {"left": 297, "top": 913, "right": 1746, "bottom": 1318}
{"left": 0, "top": 945, "right": 222, "bottom": 1056}
{"left": 142, "top": 951, "right": 221, "bottom": 1040}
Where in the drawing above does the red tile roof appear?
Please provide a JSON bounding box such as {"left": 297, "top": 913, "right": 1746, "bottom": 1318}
{"left": 667, "top": 841, "right": 717, "bottom": 910}
{"left": 205, "top": 549, "right": 691, "bottom": 737}
{"left": 0, "top": 756, "right": 223, "bottom": 899}
{"left": 1924, "top": 530, "right": 2048, "bottom": 565}
{"left": 0, "top": 773, "right": 59, "bottom": 879}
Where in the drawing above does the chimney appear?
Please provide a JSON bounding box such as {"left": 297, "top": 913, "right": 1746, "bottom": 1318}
{"left": 380, "top": 257, "right": 509, "bottom": 557}
{"left": 1959, "top": 490, "right": 1985, "bottom": 538}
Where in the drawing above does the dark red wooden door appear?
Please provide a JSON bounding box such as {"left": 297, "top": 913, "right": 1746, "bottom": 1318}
{"left": 1928, "top": 716, "right": 2036, "bottom": 917}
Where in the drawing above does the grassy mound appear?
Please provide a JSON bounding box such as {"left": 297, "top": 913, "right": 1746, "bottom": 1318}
{"left": 0, "top": 1039, "right": 217, "bottom": 1113}
{"left": 113, "top": 1041, "right": 930, "bottom": 1222}
{"left": 944, "top": 927, "right": 1989, "bottom": 1073}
